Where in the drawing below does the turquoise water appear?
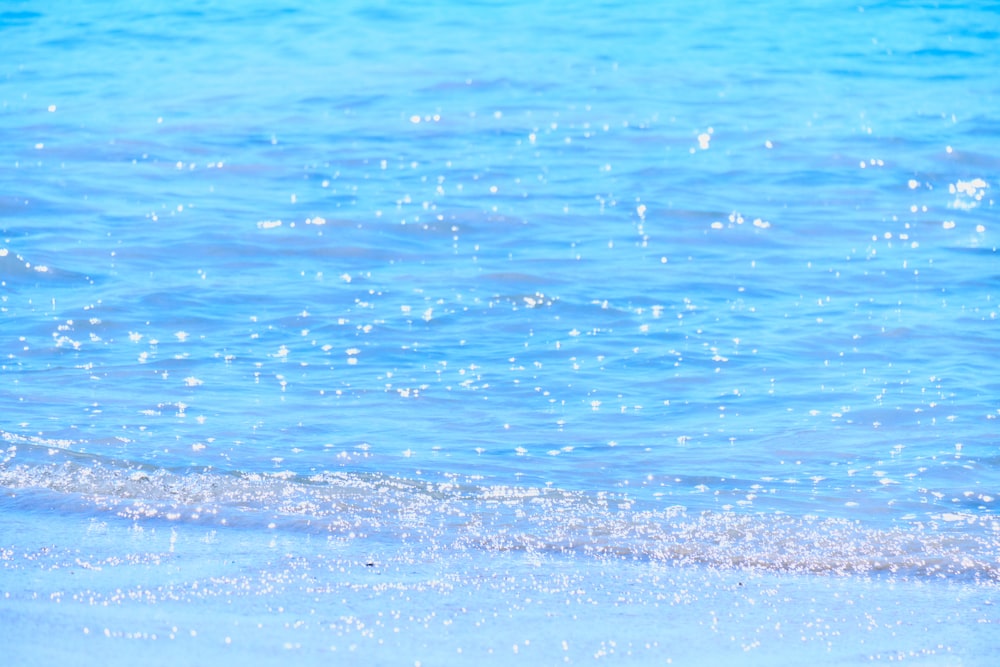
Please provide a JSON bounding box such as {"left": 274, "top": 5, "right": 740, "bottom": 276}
{"left": 2, "top": 1, "right": 999, "bottom": 664}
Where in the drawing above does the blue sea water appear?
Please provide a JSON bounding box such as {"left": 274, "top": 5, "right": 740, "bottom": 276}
{"left": 2, "top": 1, "right": 999, "bottom": 664}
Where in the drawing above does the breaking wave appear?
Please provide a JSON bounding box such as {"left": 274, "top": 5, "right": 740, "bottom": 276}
{"left": 3, "top": 441, "right": 998, "bottom": 583}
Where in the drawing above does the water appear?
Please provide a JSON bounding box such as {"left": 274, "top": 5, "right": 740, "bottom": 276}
{"left": 2, "top": 1, "right": 999, "bottom": 664}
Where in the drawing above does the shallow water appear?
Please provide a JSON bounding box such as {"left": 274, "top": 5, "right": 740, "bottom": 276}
{"left": 2, "top": 0, "right": 999, "bottom": 664}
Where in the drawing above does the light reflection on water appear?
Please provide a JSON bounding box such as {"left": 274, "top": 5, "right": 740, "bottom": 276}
{"left": 1, "top": 0, "right": 998, "bottom": 575}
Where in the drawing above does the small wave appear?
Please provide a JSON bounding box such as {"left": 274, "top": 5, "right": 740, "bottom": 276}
{"left": 0, "top": 247, "right": 98, "bottom": 287}
{"left": 2, "top": 446, "right": 998, "bottom": 583}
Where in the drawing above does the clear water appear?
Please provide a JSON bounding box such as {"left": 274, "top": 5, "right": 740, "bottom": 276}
{"left": 2, "top": 1, "right": 999, "bottom": 664}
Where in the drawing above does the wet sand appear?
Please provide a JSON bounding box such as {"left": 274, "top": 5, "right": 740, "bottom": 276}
{"left": 3, "top": 505, "right": 996, "bottom": 666}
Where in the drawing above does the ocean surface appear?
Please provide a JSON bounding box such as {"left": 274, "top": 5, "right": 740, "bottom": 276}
{"left": 2, "top": 1, "right": 999, "bottom": 664}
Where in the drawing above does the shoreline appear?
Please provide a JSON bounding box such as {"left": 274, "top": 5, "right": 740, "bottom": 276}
{"left": 4, "top": 502, "right": 997, "bottom": 665}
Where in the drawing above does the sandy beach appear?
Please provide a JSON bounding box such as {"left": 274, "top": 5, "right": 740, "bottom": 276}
{"left": 3, "top": 503, "right": 996, "bottom": 666}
